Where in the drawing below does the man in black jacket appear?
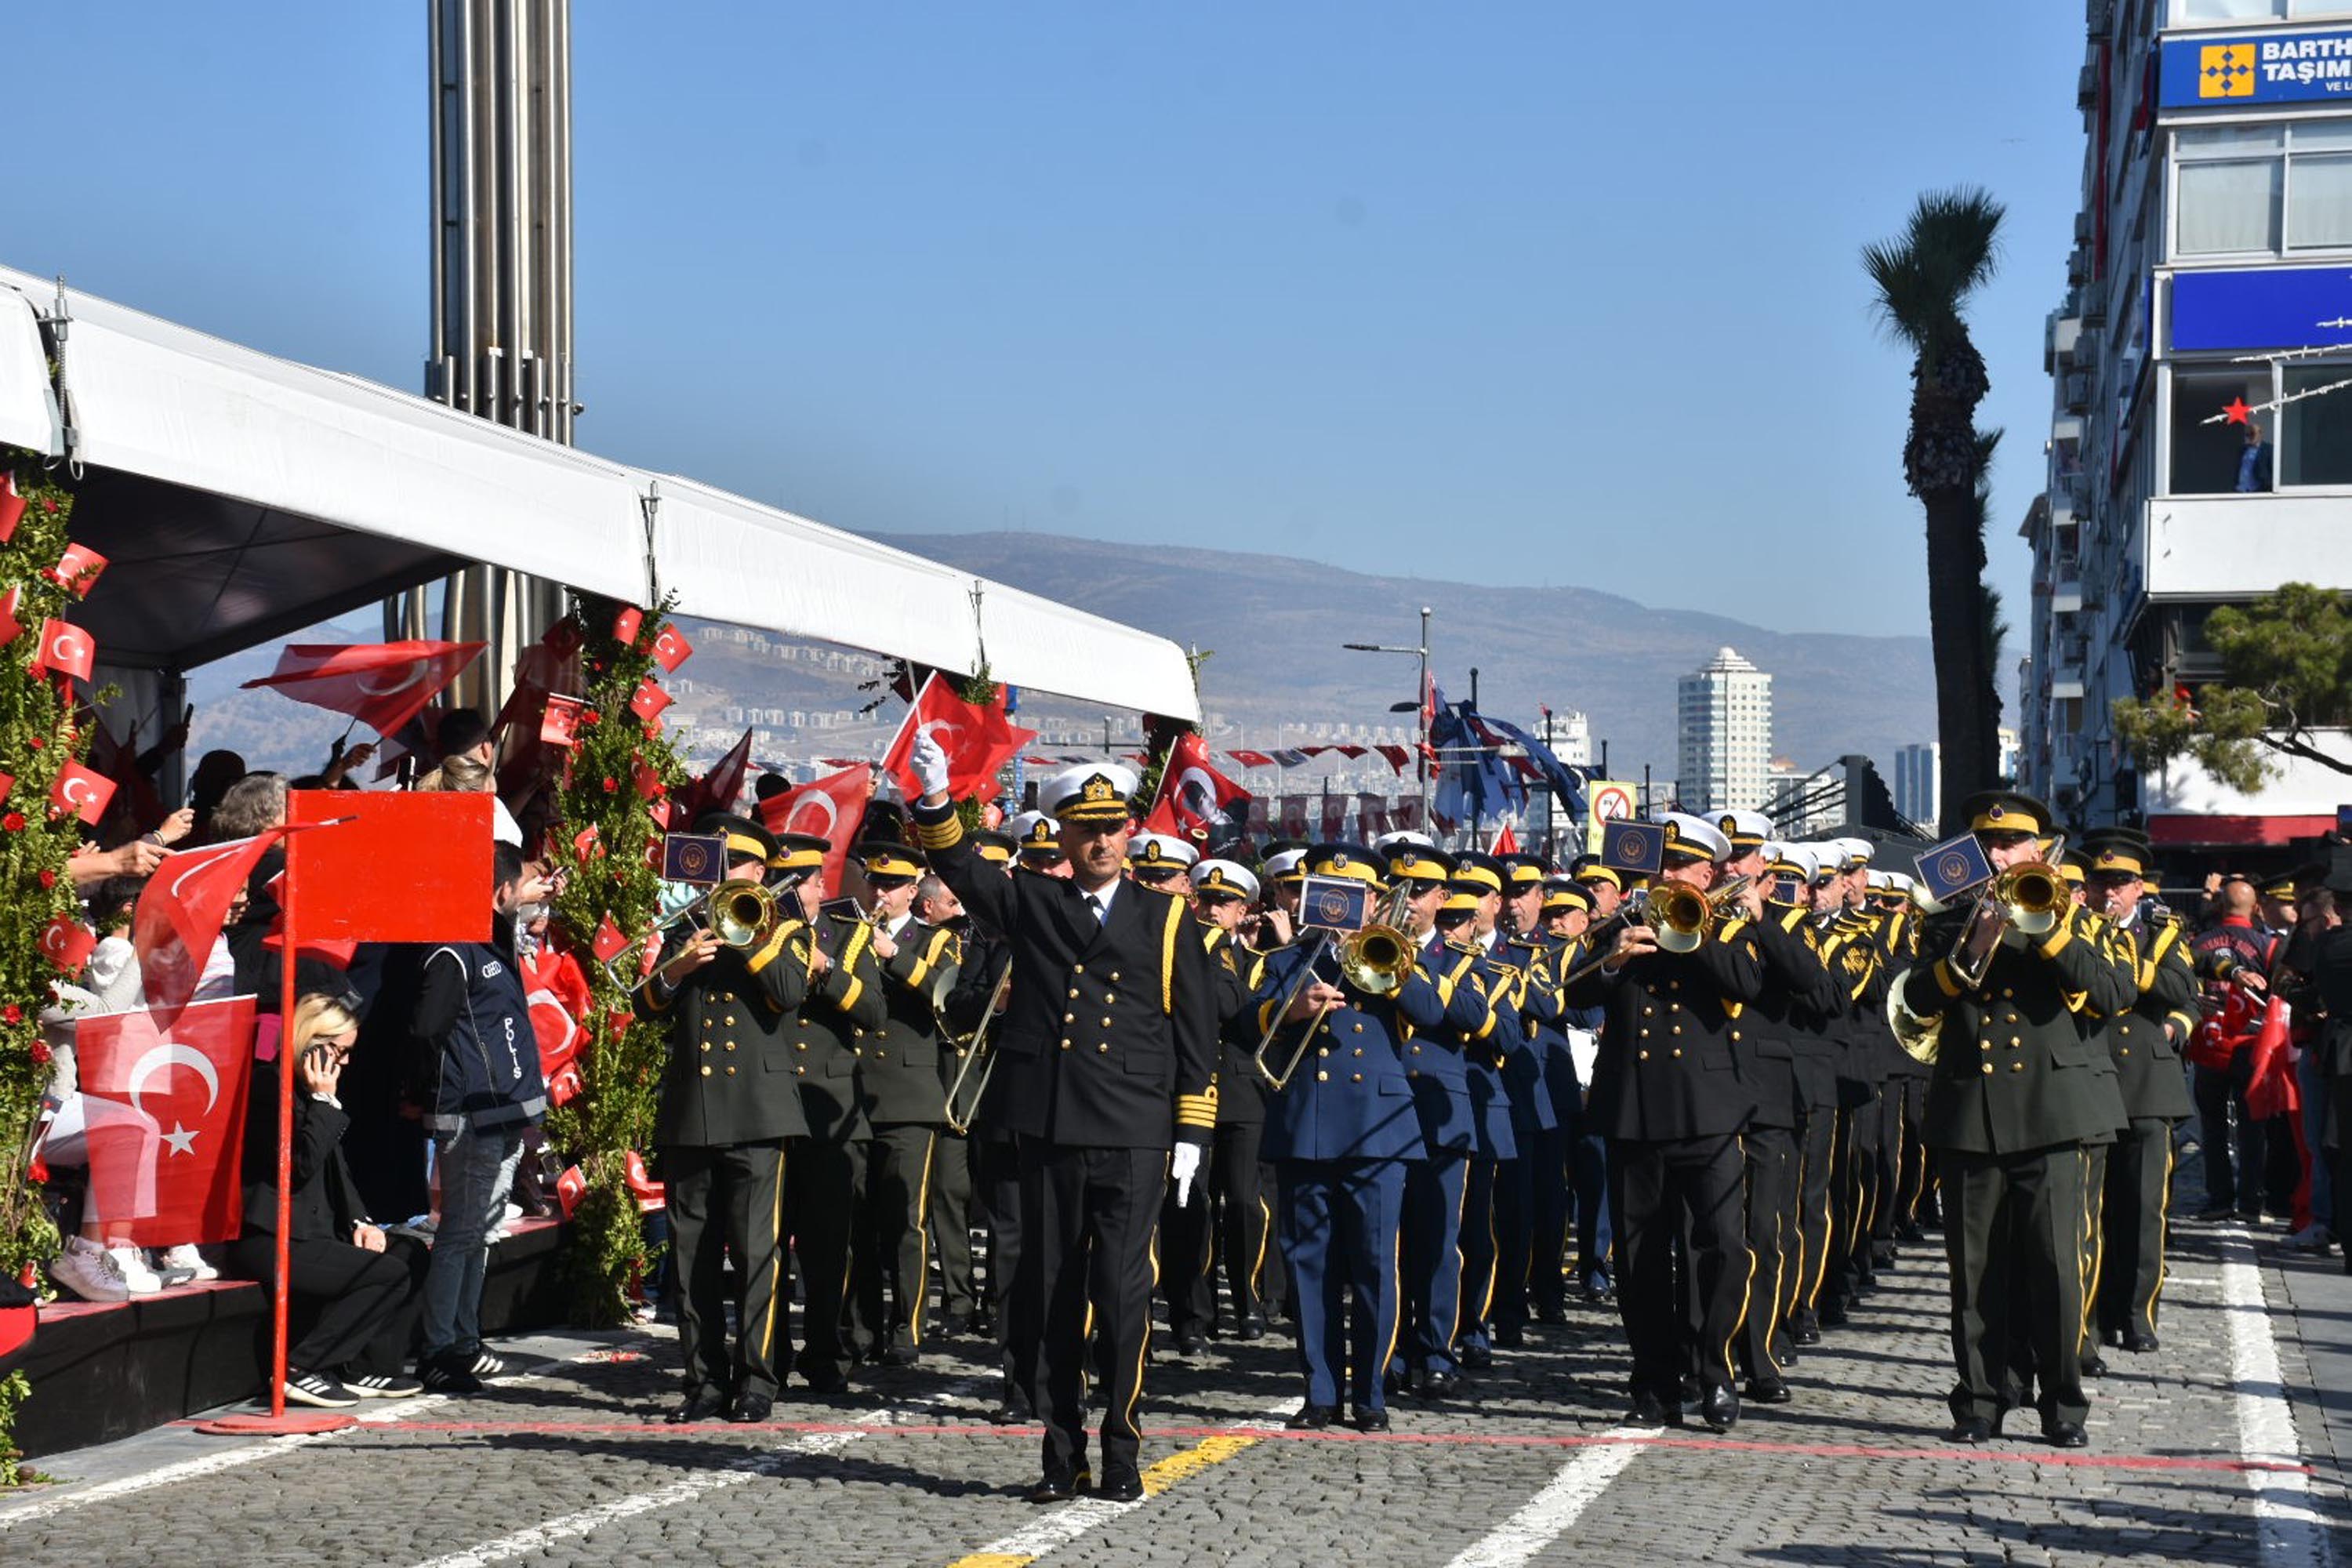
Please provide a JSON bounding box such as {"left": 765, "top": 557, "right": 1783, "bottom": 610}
{"left": 909, "top": 746, "right": 1217, "bottom": 1504}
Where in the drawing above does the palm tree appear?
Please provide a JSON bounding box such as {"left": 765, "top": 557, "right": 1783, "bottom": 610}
{"left": 1864, "top": 188, "right": 2006, "bottom": 826}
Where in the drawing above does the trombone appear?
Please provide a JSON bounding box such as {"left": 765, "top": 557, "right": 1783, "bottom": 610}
{"left": 942, "top": 961, "right": 1011, "bottom": 1135}
{"left": 1555, "top": 876, "right": 1750, "bottom": 987}
{"left": 1254, "top": 885, "right": 1417, "bottom": 1091}
{"left": 1945, "top": 836, "right": 2068, "bottom": 990}
{"left": 603, "top": 877, "right": 789, "bottom": 988}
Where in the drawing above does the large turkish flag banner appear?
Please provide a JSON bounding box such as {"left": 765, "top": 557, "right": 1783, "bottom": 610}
{"left": 74, "top": 996, "right": 259, "bottom": 1246}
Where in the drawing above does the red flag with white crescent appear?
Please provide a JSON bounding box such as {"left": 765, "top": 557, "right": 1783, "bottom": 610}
{"left": 133, "top": 831, "right": 289, "bottom": 1029}
{"left": 241, "top": 641, "right": 484, "bottom": 739}
{"left": 758, "top": 764, "right": 874, "bottom": 891}
{"left": 1146, "top": 731, "right": 1252, "bottom": 843}
{"left": 71, "top": 997, "right": 259, "bottom": 1246}
{"left": 676, "top": 728, "right": 754, "bottom": 822}
{"left": 40, "top": 911, "right": 96, "bottom": 975}
{"left": 628, "top": 678, "right": 672, "bottom": 722}
{"left": 49, "top": 758, "right": 115, "bottom": 826}
{"left": 880, "top": 673, "right": 1036, "bottom": 803}
{"left": 649, "top": 623, "right": 694, "bottom": 673}
{"left": 30, "top": 619, "right": 95, "bottom": 684}
{"left": 46, "top": 542, "right": 107, "bottom": 598}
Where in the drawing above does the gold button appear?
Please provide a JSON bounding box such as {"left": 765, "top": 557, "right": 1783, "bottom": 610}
{"left": 1730, "top": 1032, "right": 1740, "bottom": 1044}
{"left": 1065, "top": 1012, "right": 1076, "bottom": 1023}
{"left": 796, "top": 1042, "right": 808, "bottom": 1052}
{"left": 1068, "top": 988, "right": 1080, "bottom": 1000}
{"left": 1352, "top": 1022, "right": 1363, "bottom": 1033}
{"left": 1316, "top": 1071, "right": 1330, "bottom": 1082}
{"left": 1669, "top": 980, "right": 1681, "bottom": 992}
{"left": 2012, "top": 1037, "right": 2022, "bottom": 1047}
{"left": 2120, "top": 1047, "right": 2131, "bottom": 1056}
{"left": 701, "top": 1043, "right": 711, "bottom": 1053}
{"left": 1319, "top": 1047, "right": 1331, "bottom": 1058}
{"left": 2011, "top": 1062, "right": 2024, "bottom": 1073}
{"left": 1639, "top": 1050, "right": 1650, "bottom": 1061}
{"left": 1099, "top": 1044, "right": 1110, "bottom": 1053}
{"left": 1409, "top": 1069, "right": 1421, "bottom": 1078}
{"left": 853, "top": 1028, "right": 866, "bottom": 1039}
{"left": 1980, "top": 1063, "right": 1992, "bottom": 1076}
{"left": 1671, "top": 1048, "right": 1683, "bottom": 1058}
{"left": 1642, "top": 1007, "right": 1656, "bottom": 1017}
{"left": 798, "top": 1020, "right": 809, "bottom": 1030}
{"left": 876, "top": 1050, "right": 887, "bottom": 1059}
{"left": 1639, "top": 1029, "right": 1650, "bottom": 1040}
{"left": 795, "top": 1065, "right": 806, "bottom": 1076}
{"left": 725, "top": 1065, "right": 737, "bottom": 1076}
{"left": 1980, "top": 1041, "right": 1992, "bottom": 1052}
{"left": 1353, "top": 1047, "right": 1364, "bottom": 1057}
{"left": 1410, "top": 1044, "right": 1422, "bottom": 1055}
{"left": 1671, "top": 1025, "right": 1682, "bottom": 1036}
{"left": 725, "top": 1042, "right": 737, "bottom": 1051}
{"left": 1110, "top": 971, "right": 1121, "bottom": 981}
{"left": 2002, "top": 989, "right": 2015, "bottom": 1000}
{"left": 702, "top": 1065, "right": 713, "bottom": 1076}
{"left": 1062, "top": 1041, "right": 1073, "bottom": 1051}
{"left": 725, "top": 1016, "right": 737, "bottom": 1027}
{"left": 1100, "top": 1017, "right": 1112, "bottom": 1027}
{"left": 1352, "top": 1073, "right": 1363, "bottom": 1083}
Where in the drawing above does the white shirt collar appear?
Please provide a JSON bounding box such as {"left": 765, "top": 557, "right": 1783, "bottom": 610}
{"left": 1080, "top": 878, "right": 1120, "bottom": 917}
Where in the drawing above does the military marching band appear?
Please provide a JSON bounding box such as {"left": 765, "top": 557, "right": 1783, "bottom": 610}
{"left": 637, "top": 731, "right": 2201, "bottom": 1499}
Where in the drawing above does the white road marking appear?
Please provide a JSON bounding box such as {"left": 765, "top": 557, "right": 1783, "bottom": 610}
{"left": 2218, "top": 1240, "right": 2337, "bottom": 1566}
{"left": 1439, "top": 1430, "right": 1649, "bottom": 1568}
{"left": 401, "top": 1375, "right": 988, "bottom": 1568}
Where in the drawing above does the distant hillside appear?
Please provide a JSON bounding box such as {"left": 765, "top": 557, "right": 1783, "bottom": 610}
{"left": 183, "top": 531, "right": 1936, "bottom": 791}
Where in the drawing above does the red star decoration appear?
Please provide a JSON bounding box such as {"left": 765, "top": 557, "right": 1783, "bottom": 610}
{"left": 2223, "top": 396, "right": 2252, "bottom": 425}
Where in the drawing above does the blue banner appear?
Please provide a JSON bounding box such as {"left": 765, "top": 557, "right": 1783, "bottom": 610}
{"left": 2161, "top": 26, "right": 2352, "bottom": 107}
{"left": 2171, "top": 265, "right": 2352, "bottom": 352}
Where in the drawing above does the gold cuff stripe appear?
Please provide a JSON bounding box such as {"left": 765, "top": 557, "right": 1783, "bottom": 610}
{"left": 914, "top": 815, "right": 964, "bottom": 851}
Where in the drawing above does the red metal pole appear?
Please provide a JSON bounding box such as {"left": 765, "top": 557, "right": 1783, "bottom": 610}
{"left": 271, "top": 837, "right": 296, "bottom": 1419}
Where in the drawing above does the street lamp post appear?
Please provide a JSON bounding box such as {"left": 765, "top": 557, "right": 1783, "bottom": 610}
{"left": 1344, "top": 604, "right": 1432, "bottom": 829}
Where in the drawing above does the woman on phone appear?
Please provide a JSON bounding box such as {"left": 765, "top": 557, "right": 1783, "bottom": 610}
{"left": 230, "top": 992, "right": 428, "bottom": 1407}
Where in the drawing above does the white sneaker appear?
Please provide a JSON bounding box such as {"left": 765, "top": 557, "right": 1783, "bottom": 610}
{"left": 2286, "top": 1224, "right": 2334, "bottom": 1254}
{"left": 106, "top": 1247, "right": 165, "bottom": 1294}
{"left": 500, "top": 1202, "right": 524, "bottom": 1226}
{"left": 159, "top": 1243, "right": 220, "bottom": 1282}
{"left": 49, "top": 1236, "right": 128, "bottom": 1303}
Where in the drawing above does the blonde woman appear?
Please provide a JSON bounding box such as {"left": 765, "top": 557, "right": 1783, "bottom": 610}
{"left": 229, "top": 992, "right": 427, "bottom": 1406}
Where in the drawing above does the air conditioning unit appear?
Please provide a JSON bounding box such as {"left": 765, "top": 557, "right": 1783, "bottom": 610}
{"left": 2085, "top": 0, "right": 2112, "bottom": 35}
{"left": 2078, "top": 64, "right": 2100, "bottom": 110}
{"left": 2071, "top": 328, "right": 2103, "bottom": 368}
{"left": 2082, "top": 286, "right": 2107, "bottom": 326}
{"left": 2067, "top": 246, "right": 2090, "bottom": 287}
{"left": 2074, "top": 212, "right": 2094, "bottom": 246}
{"left": 2063, "top": 370, "right": 2092, "bottom": 412}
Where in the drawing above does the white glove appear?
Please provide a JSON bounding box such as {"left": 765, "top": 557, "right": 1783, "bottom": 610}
{"left": 1171, "top": 1141, "right": 1203, "bottom": 1207}
{"left": 911, "top": 731, "right": 952, "bottom": 798}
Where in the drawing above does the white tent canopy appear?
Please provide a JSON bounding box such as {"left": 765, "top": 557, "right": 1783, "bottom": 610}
{"left": 0, "top": 264, "right": 1200, "bottom": 720}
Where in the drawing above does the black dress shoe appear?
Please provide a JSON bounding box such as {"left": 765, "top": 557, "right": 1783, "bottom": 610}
{"left": 1624, "top": 1390, "right": 1670, "bottom": 1428}
{"left": 1416, "top": 1370, "right": 1460, "bottom": 1399}
{"left": 1170, "top": 1334, "right": 1203, "bottom": 1359}
{"left": 959, "top": 1312, "right": 994, "bottom": 1338}
{"left": 1817, "top": 1302, "right": 1850, "bottom": 1328}
{"left": 1790, "top": 1316, "right": 1822, "bottom": 1347}
{"left": 1869, "top": 1243, "right": 1898, "bottom": 1270}
{"left": 2046, "top": 1421, "right": 2089, "bottom": 1449}
{"left": 1352, "top": 1407, "right": 1391, "bottom": 1432}
{"left": 2120, "top": 1329, "right": 2158, "bottom": 1353}
{"left": 881, "top": 1344, "right": 920, "bottom": 1368}
{"left": 2080, "top": 1351, "right": 2108, "bottom": 1379}
{"left": 1743, "top": 1377, "right": 1792, "bottom": 1405}
{"left": 801, "top": 1370, "right": 849, "bottom": 1397}
{"left": 1025, "top": 1468, "right": 1089, "bottom": 1504}
{"left": 1098, "top": 1469, "right": 1144, "bottom": 1503}
{"left": 1947, "top": 1416, "right": 1993, "bottom": 1444}
{"left": 1239, "top": 1316, "right": 1267, "bottom": 1341}
{"left": 1458, "top": 1343, "right": 1494, "bottom": 1371}
{"left": 1492, "top": 1323, "right": 1525, "bottom": 1348}
{"left": 729, "top": 1391, "right": 774, "bottom": 1424}
{"left": 1534, "top": 1306, "right": 1569, "bottom": 1327}
{"left": 668, "top": 1389, "right": 728, "bottom": 1424}
{"left": 1700, "top": 1385, "right": 1739, "bottom": 1432}
{"left": 1286, "top": 1403, "right": 1341, "bottom": 1430}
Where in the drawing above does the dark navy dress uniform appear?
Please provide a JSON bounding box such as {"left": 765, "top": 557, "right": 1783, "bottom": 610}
{"left": 1254, "top": 844, "right": 1447, "bottom": 1427}
{"left": 913, "top": 765, "right": 1217, "bottom": 1495}
{"left": 1457, "top": 927, "right": 1530, "bottom": 1365}
{"left": 1399, "top": 897, "right": 1497, "bottom": 1389}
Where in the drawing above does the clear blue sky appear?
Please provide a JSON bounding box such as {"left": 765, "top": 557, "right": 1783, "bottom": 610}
{"left": 27, "top": 2, "right": 2082, "bottom": 644}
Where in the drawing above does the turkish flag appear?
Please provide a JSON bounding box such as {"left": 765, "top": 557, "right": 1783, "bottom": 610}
{"left": 540, "top": 694, "right": 587, "bottom": 749}
{"left": 593, "top": 911, "right": 630, "bottom": 964}
{"left": 1494, "top": 823, "right": 1520, "bottom": 855}
{"left": 2247, "top": 997, "right": 2301, "bottom": 1120}
{"left": 522, "top": 944, "right": 591, "bottom": 1080}
{"left": 49, "top": 758, "right": 115, "bottom": 825}
{"left": 758, "top": 763, "right": 873, "bottom": 891}
{"left": 241, "top": 641, "right": 484, "bottom": 739}
{"left": 677, "top": 728, "right": 753, "bottom": 821}
{"left": 1374, "top": 745, "right": 1411, "bottom": 774}
{"left": 40, "top": 912, "right": 96, "bottom": 974}
{"left": 612, "top": 606, "right": 644, "bottom": 646}
{"left": 46, "top": 542, "right": 107, "bottom": 598}
{"left": 628, "top": 678, "right": 671, "bottom": 722}
{"left": 649, "top": 623, "right": 693, "bottom": 673}
{"left": 881, "top": 673, "right": 1036, "bottom": 803}
{"left": 73, "top": 996, "right": 259, "bottom": 1247}
{"left": 632, "top": 759, "right": 664, "bottom": 800}
{"left": 30, "top": 619, "right": 94, "bottom": 684}
{"left": 135, "top": 832, "right": 289, "bottom": 1029}
{"left": 0, "top": 471, "right": 24, "bottom": 541}
{"left": 0, "top": 587, "right": 22, "bottom": 648}
{"left": 1146, "top": 731, "right": 1252, "bottom": 843}
{"left": 1228, "top": 750, "right": 1273, "bottom": 768}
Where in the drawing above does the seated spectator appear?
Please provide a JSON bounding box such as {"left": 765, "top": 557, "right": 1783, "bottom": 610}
{"left": 409, "top": 841, "right": 549, "bottom": 1392}
{"left": 229, "top": 992, "right": 427, "bottom": 1406}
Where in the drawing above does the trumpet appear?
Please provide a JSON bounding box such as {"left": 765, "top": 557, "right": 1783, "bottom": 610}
{"left": 1946, "top": 837, "right": 2068, "bottom": 990}
{"left": 942, "top": 962, "right": 1011, "bottom": 1135}
{"left": 601, "top": 877, "right": 786, "bottom": 987}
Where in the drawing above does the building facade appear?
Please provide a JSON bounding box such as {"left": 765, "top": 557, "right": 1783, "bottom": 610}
{"left": 1676, "top": 646, "right": 1773, "bottom": 812}
{"left": 1893, "top": 742, "right": 1941, "bottom": 827}
{"left": 2019, "top": 0, "right": 2352, "bottom": 852}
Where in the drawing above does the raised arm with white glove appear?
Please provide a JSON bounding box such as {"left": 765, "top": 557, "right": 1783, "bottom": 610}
{"left": 912, "top": 731, "right": 952, "bottom": 804}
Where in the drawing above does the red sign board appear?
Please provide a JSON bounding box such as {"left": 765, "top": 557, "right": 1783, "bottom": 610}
{"left": 288, "top": 791, "right": 492, "bottom": 942}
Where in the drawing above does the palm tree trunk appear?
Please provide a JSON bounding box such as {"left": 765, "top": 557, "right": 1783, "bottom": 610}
{"left": 1924, "top": 488, "right": 1997, "bottom": 826}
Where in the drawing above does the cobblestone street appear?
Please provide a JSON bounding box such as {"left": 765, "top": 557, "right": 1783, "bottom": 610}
{"left": 4, "top": 1217, "right": 2345, "bottom": 1566}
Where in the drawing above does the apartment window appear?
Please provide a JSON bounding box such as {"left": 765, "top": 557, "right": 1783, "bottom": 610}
{"left": 2176, "top": 121, "right": 2352, "bottom": 256}
{"left": 2282, "top": 362, "right": 2352, "bottom": 483}
{"left": 2169, "top": 366, "right": 2271, "bottom": 492}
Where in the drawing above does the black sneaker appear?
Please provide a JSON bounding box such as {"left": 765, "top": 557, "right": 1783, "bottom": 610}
{"left": 467, "top": 1348, "right": 511, "bottom": 1379}
{"left": 285, "top": 1368, "right": 360, "bottom": 1408}
{"left": 419, "top": 1356, "right": 485, "bottom": 1395}
{"left": 343, "top": 1371, "right": 425, "bottom": 1399}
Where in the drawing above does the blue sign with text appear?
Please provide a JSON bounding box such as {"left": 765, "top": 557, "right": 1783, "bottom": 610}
{"left": 2171, "top": 266, "right": 2352, "bottom": 353}
{"left": 2161, "top": 26, "right": 2352, "bottom": 107}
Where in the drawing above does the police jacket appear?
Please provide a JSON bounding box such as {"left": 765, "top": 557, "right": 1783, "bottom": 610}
{"left": 791, "top": 908, "right": 888, "bottom": 1144}
{"left": 637, "top": 913, "right": 815, "bottom": 1149}
{"left": 1566, "top": 913, "right": 1766, "bottom": 1142}
{"left": 915, "top": 805, "right": 1218, "bottom": 1151}
{"left": 1899, "top": 901, "right": 2135, "bottom": 1156}
{"left": 412, "top": 928, "right": 546, "bottom": 1135}
{"left": 867, "top": 914, "right": 961, "bottom": 1127}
